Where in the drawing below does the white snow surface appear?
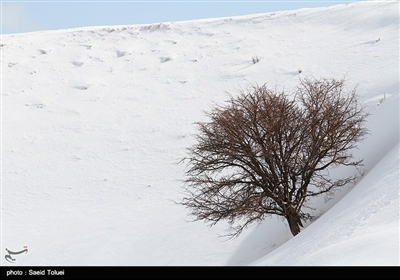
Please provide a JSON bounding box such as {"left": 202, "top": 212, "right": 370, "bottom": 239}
{"left": 1, "top": 1, "right": 399, "bottom": 266}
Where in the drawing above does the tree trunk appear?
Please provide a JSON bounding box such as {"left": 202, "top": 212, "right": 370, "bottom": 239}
{"left": 285, "top": 207, "right": 303, "bottom": 236}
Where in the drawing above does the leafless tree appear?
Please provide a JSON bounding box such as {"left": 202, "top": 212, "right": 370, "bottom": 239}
{"left": 181, "top": 77, "right": 369, "bottom": 237}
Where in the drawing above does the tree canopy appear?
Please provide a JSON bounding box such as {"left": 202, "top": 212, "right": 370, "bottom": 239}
{"left": 181, "top": 77, "right": 369, "bottom": 237}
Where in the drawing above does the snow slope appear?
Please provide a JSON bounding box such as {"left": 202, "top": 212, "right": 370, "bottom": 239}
{"left": 1, "top": 1, "right": 399, "bottom": 266}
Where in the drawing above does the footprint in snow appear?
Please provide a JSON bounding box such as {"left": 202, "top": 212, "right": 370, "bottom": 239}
{"left": 72, "top": 61, "right": 84, "bottom": 67}
{"left": 160, "top": 57, "right": 172, "bottom": 63}
{"left": 75, "top": 85, "right": 89, "bottom": 90}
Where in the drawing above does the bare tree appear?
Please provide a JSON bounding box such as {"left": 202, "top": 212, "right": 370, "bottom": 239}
{"left": 181, "top": 77, "right": 369, "bottom": 237}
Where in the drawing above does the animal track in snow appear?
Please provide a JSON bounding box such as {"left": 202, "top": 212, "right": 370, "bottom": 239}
{"left": 72, "top": 61, "right": 84, "bottom": 67}
{"left": 116, "top": 50, "right": 131, "bottom": 57}
{"left": 39, "top": 49, "right": 50, "bottom": 54}
{"left": 75, "top": 85, "right": 89, "bottom": 90}
{"left": 160, "top": 57, "right": 172, "bottom": 63}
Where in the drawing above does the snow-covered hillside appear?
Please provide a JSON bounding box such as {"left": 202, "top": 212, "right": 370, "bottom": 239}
{"left": 1, "top": 1, "right": 399, "bottom": 266}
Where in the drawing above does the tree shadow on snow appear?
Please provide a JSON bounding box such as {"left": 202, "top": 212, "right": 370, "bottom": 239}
{"left": 225, "top": 216, "right": 292, "bottom": 266}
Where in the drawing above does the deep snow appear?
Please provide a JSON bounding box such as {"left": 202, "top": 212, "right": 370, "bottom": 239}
{"left": 1, "top": 1, "right": 399, "bottom": 266}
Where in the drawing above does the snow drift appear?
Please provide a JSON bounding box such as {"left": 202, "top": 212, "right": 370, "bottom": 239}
{"left": 1, "top": 1, "right": 398, "bottom": 266}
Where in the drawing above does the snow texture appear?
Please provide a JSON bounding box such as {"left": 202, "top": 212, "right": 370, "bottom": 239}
{"left": 1, "top": 1, "right": 399, "bottom": 266}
